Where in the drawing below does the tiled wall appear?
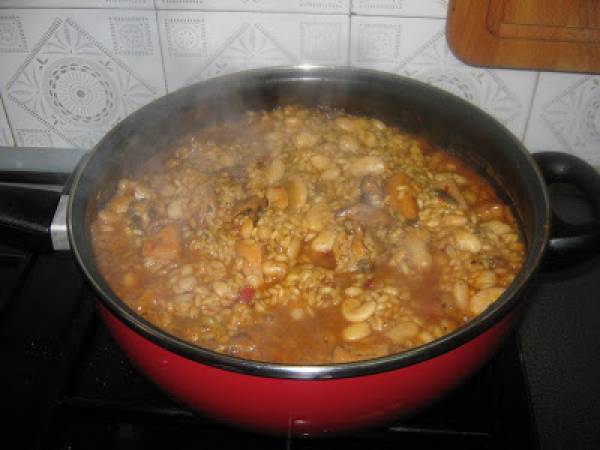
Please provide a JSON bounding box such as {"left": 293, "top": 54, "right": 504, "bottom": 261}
{"left": 0, "top": 0, "right": 598, "bottom": 165}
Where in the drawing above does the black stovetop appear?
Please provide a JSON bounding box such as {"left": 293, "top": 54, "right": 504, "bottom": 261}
{"left": 1, "top": 246, "right": 536, "bottom": 450}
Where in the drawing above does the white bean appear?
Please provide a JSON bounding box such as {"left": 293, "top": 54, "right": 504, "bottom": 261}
{"left": 385, "top": 322, "right": 420, "bottom": 343}
{"left": 344, "top": 286, "right": 363, "bottom": 298}
{"left": 167, "top": 198, "right": 185, "bottom": 220}
{"left": 310, "top": 154, "right": 331, "bottom": 170}
{"left": 212, "top": 281, "right": 230, "bottom": 298}
{"left": 349, "top": 156, "right": 385, "bottom": 177}
{"left": 287, "top": 176, "right": 308, "bottom": 209}
{"left": 453, "top": 280, "right": 469, "bottom": 310}
{"left": 470, "top": 287, "right": 504, "bottom": 315}
{"left": 441, "top": 214, "right": 468, "bottom": 227}
{"left": 474, "top": 270, "right": 497, "bottom": 289}
{"left": 287, "top": 237, "right": 301, "bottom": 260}
{"left": 262, "top": 260, "right": 288, "bottom": 280}
{"left": 342, "top": 299, "right": 376, "bottom": 322}
{"left": 405, "top": 235, "right": 432, "bottom": 270}
{"left": 481, "top": 220, "right": 512, "bottom": 235}
{"left": 266, "top": 186, "right": 289, "bottom": 209}
{"left": 311, "top": 228, "right": 336, "bottom": 253}
{"left": 454, "top": 231, "right": 482, "bottom": 253}
{"left": 266, "top": 159, "right": 286, "bottom": 185}
{"left": 175, "top": 276, "right": 197, "bottom": 293}
{"left": 343, "top": 322, "right": 371, "bottom": 341}
{"left": 294, "top": 131, "right": 320, "bottom": 149}
{"left": 304, "top": 204, "right": 332, "bottom": 232}
{"left": 321, "top": 166, "right": 341, "bottom": 180}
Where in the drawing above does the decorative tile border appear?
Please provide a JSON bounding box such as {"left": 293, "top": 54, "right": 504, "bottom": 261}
{"left": 0, "top": 1, "right": 153, "bottom": 9}
{"left": 155, "top": 0, "right": 350, "bottom": 13}
{"left": 164, "top": 17, "right": 207, "bottom": 57}
{"left": 109, "top": 16, "right": 153, "bottom": 55}
{"left": 0, "top": 15, "right": 27, "bottom": 53}
{"left": 351, "top": 0, "right": 449, "bottom": 18}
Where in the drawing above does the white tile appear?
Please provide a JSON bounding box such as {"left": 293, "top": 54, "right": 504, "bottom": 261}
{"left": 0, "top": 97, "right": 14, "bottom": 145}
{"left": 350, "top": 16, "right": 537, "bottom": 140}
{"left": 158, "top": 11, "right": 350, "bottom": 92}
{"left": 351, "top": 0, "right": 448, "bottom": 17}
{"left": 155, "top": 0, "right": 350, "bottom": 14}
{"left": 0, "top": 9, "right": 166, "bottom": 149}
{"left": 0, "top": 1, "right": 153, "bottom": 9}
{"left": 524, "top": 73, "right": 600, "bottom": 165}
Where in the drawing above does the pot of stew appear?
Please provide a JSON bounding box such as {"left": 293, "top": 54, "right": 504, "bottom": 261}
{"left": 2, "top": 66, "right": 600, "bottom": 436}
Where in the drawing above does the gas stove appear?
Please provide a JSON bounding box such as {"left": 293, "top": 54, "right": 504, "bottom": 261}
{"left": 0, "top": 245, "right": 535, "bottom": 450}
{"left": 1, "top": 153, "right": 600, "bottom": 450}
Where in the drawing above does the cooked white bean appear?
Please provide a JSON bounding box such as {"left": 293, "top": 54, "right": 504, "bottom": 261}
{"left": 339, "top": 135, "right": 359, "bottom": 153}
{"left": 304, "top": 204, "right": 332, "bottom": 232}
{"left": 167, "top": 198, "right": 185, "bottom": 220}
{"left": 321, "top": 166, "right": 341, "bottom": 180}
{"left": 385, "top": 322, "right": 420, "bottom": 344}
{"left": 310, "top": 154, "right": 331, "bottom": 170}
{"left": 453, "top": 280, "right": 469, "bottom": 310}
{"left": 441, "top": 214, "right": 468, "bottom": 227}
{"left": 342, "top": 299, "right": 376, "bottom": 322}
{"left": 470, "top": 287, "right": 504, "bottom": 315}
{"left": 262, "top": 260, "right": 288, "bottom": 280}
{"left": 175, "top": 276, "right": 196, "bottom": 293}
{"left": 481, "top": 220, "right": 512, "bottom": 235}
{"left": 454, "top": 231, "right": 482, "bottom": 253}
{"left": 405, "top": 235, "right": 432, "bottom": 270}
{"left": 344, "top": 286, "right": 363, "bottom": 298}
{"left": 266, "top": 186, "right": 289, "bottom": 210}
{"left": 349, "top": 156, "right": 385, "bottom": 177}
{"left": 287, "top": 237, "right": 301, "bottom": 260}
{"left": 334, "top": 117, "right": 357, "bottom": 132}
{"left": 343, "top": 322, "right": 371, "bottom": 341}
{"left": 287, "top": 176, "right": 308, "bottom": 209}
{"left": 240, "top": 216, "right": 253, "bottom": 239}
{"left": 474, "top": 270, "right": 496, "bottom": 289}
{"left": 212, "top": 281, "right": 230, "bottom": 298}
{"left": 294, "top": 131, "right": 320, "bottom": 149}
{"left": 311, "top": 228, "right": 336, "bottom": 253}
{"left": 266, "top": 159, "right": 286, "bottom": 185}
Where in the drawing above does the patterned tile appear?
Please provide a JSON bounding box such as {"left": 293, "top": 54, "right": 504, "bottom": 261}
{"left": 0, "top": 9, "right": 165, "bottom": 149}
{"left": 0, "top": 97, "right": 15, "bottom": 146}
{"left": 350, "top": 16, "right": 537, "bottom": 140}
{"left": 0, "top": 15, "right": 28, "bottom": 53}
{"left": 524, "top": 73, "right": 600, "bottom": 165}
{"left": 155, "top": 0, "right": 350, "bottom": 14}
{"left": 0, "top": 1, "right": 153, "bottom": 9}
{"left": 158, "top": 11, "right": 349, "bottom": 92}
{"left": 351, "top": 0, "right": 448, "bottom": 17}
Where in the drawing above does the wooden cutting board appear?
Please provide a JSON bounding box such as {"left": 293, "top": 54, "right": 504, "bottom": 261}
{"left": 446, "top": 0, "right": 600, "bottom": 73}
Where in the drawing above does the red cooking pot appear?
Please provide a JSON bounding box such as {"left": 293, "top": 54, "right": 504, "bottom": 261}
{"left": 2, "top": 66, "right": 600, "bottom": 436}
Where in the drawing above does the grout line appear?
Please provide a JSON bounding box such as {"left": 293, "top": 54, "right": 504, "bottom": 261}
{"left": 346, "top": 10, "right": 352, "bottom": 65}
{"left": 521, "top": 71, "right": 541, "bottom": 143}
{"left": 0, "top": 93, "right": 17, "bottom": 147}
{"left": 153, "top": 8, "right": 170, "bottom": 93}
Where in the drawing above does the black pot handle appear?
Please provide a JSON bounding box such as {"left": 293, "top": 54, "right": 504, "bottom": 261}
{"left": 533, "top": 152, "right": 600, "bottom": 259}
{"left": 0, "top": 184, "right": 62, "bottom": 251}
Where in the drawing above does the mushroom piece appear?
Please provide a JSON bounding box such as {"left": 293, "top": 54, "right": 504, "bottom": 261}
{"left": 360, "top": 175, "right": 384, "bottom": 208}
{"left": 232, "top": 195, "right": 267, "bottom": 223}
{"left": 336, "top": 202, "right": 392, "bottom": 228}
